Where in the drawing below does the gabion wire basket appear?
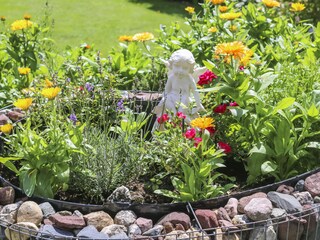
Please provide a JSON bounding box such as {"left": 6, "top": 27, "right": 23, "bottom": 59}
{"left": 1, "top": 204, "right": 319, "bottom": 240}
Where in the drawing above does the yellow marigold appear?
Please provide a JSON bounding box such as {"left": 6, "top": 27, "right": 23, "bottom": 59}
{"left": 185, "top": 6, "right": 195, "bottom": 14}
{"left": 11, "top": 19, "right": 33, "bottom": 31}
{"left": 190, "top": 117, "right": 215, "bottom": 130}
{"left": 262, "top": 0, "right": 280, "bottom": 8}
{"left": 118, "top": 35, "right": 133, "bottom": 42}
{"left": 240, "top": 49, "right": 254, "bottom": 66}
{"left": 208, "top": 27, "right": 218, "bottom": 33}
{"left": 219, "top": 6, "right": 228, "bottom": 12}
{"left": 220, "top": 12, "right": 242, "bottom": 20}
{"left": 215, "top": 41, "right": 247, "bottom": 60}
{"left": 45, "top": 79, "right": 54, "bottom": 88}
{"left": 207, "top": 0, "right": 225, "bottom": 5}
{"left": 18, "top": 67, "right": 31, "bottom": 75}
{"left": 41, "top": 87, "right": 61, "bottom": 100}
{"left": 23, "top": 14, "right": 32, "bottom": 20}
{"left": 0, "top": 124, "right": 13, "bottom": 134}
{"left": 290, "top": 3, "right": 305, "bottom": 12}
{"left": 230, "top": 25, "right": 237, "bottom": 31}
{"left": 132, "top": 32, "right": 154, "bottom": 42}
{"left": 13, "top": 98, "right": 33, "bottom": 111}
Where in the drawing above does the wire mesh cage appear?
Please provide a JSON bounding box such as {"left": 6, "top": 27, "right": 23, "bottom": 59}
{"left": 0, "top": 203, "right": 319, "bottom": 240}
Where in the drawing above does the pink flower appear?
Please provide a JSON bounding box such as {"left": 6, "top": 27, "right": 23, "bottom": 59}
{"left": 218, "top": 141, "right": 232, "bottom": 153}
{"left": 194, "top": 137, "right": 202, "bottom": 147}
{"left": 239, "top": 66, "right": 245, "bottom": 71}
{"left": 206, "top": 126, "right": 216, "bottom": 135}
{"left": 177, "top": 112, "right": 186, "bottom": 119}
{"left": 184, "top": 128, "right": 196, "bottom": 139}
{"left": 198, "top": 70, "right": 218, "bottom": 86}
{"left": 214, "top": 104, "right": 227, "bottom": 114}
{"left": 157, "top": 114, "right": 170, "bottom": 124}
{"left": 229, "top": 101, "right": 239, "bottom": 107}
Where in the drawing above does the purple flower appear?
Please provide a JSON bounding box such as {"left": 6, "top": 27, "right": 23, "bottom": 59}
{"left": 117, "top": 99, "right": 124, "bottom": 111}
{"left": 69, "top": 113, "right": 77, "bottom": 125}
{"left": 85, "top": 82, "right": 94, "bottom": 92}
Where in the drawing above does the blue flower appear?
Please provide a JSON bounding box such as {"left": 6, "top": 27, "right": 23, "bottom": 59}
{"left": 69, "top": 113, "right": 77, "bottom": 125}
{"left": 85, "top": 82, "right": 94, "bottom": 92}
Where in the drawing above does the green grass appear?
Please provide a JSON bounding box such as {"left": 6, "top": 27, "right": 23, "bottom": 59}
{"left": 0, "top": 0, "right": 191, "bottom": 55}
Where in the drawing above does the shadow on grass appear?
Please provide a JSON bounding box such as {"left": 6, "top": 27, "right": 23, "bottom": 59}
{"left": 128, "top": 0, "right": 196, "bottom": 16}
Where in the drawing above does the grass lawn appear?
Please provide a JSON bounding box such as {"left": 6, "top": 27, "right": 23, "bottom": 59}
{"left": 0, "top": 0, "right": 191, "bottom": 55}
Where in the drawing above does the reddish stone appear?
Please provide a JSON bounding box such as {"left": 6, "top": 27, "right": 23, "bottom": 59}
{"left": 195, "top": 209, "right": 219, "bottom": 229}
{"left": 156, "top": 212, "right": 191, "bottom": 230}
{"left": 278, "top": 215, "right": 306, "bottom": 240}
{"left": 7, "top": 111, "right": 25, "bottom": 121}
{"left": 49, "top": 214, "right": 86, "bottom": 229}
{"left": 304, "top": 172, "right": 320, "bottom": 197}
{"left": 217, "top": 207, "right": 231, "bottom": 222}
{"left": 276, "top": 184, "right": 294, "bottom": 195}
{"left": 163, "top": 221, "right": 174, "bottom": 234}
{"left": 0, "top": 114, "right": 9, "bottom": 125}
{"left": 135, "top": 217, "right": 153, "bottom": 233}
{"left": 238, "top": 192, "right": 267, "bottom": 213}
{"left": 218, "top": 220, "right": 238, "bottom": 232}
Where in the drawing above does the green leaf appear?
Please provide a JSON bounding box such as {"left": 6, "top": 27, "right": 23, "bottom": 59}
{"left": 199, "top": 161, "right": 211, "bottom": 177}
{"left": 22, "top": 169, "right": 38, "bottom": 197}
{"left": 307, "top": 104, "right": 319, "bottom": 118}
{"left": 261, "top": 161, "right": 277, "bottom": 174}
{"left": 272, "top": 97, "right": 295, "bottom": 114}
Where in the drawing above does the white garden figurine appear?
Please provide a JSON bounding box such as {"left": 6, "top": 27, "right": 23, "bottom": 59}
{"left": 153, "top": 49, "right": 206, "bottom": 129}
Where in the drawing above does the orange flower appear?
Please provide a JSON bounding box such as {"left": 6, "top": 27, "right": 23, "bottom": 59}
{"left": 290, "top": 3, "right": 305, "bottom": 12}
{"left": 219, "top": 6, "right": 228, "bottom": 12}
{"left": 207, "top": 0, "right": 225, "bottom": 5}
{"left": 220, "top": 12, "right": 242, "bottom": 20}
{"left": 11, "top": 19, "right": 33, "bottom": 30}
{"left": 18, "top": 67, "right": 31, "bottom": 75}
{"left": 208, "top": 27, "right": 218, "bottom": 33}
{"left": 118, "top": 35, "right": 133, "bottom": 42}
{"left": 215, "top": 41, "right": 247, "bottom": 60}
{"left": 41, "top": 87, "right": 61, "bottom": 100}
{"left": 262, "top": 0, "right": 280, "bottom": 8}
{"left": 13, "top": 98, "right": 33, "bottom": 111}
{"left": 132, "top": 32, "right": 154, "bottom": 42}
{"left": 0, "top": 124, "right": 13, "bottom": 134}
{"left": 191, "top": 117, "right": 215, "bottom": 130}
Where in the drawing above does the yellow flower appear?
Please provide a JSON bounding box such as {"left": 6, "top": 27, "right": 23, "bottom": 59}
{"left": 207, "top": 0, "right": 225, "bottom": 5}
{"left": 11, "top": 19, "right": 33, "bottom": 31}
{"left": 0, "top": 124, "right": 13, "bottom": 134}
{"left": 45, "top": 79, "right": 54, "bottom": 88}
{"left": 18, "top": 67, "right": 31, "bottom": 75}
{"left": 23, "top": 14, "right": 32, "bottom": 20}
{"left": 190, "top": 117, "right": 215, "bottom": 130}
{"left": 220, "top": 12, "right": 242, "bottom": 20}
{"left": 13, "top": 98, "right": 33, "bottom": 111}
{"left": 118, "top": 35, "right": 133, "bottom": 42}
{"left": 290, "top": 3, "right": 305, "bottom": 12}
{"left": 230, "top": 25, "right": 237, "bottom": 31}
{"left": 240, "top": 49, "right": 254, "bottom": 66}
{"left": 215, "top": 41, "right": 247, "bottom": 60}
{"left": 0, "top": 16, "right": 6, "bottom": 22}
{"left": 219, "top": 6, "right": 228, "bottom": 12}
{"left": 41, "top": 87, "right": 61, "bottom": 100}
{"left": 208, "top": 27, "right": 218, "bottom": 33}
{"left": 132, "top": 32, "right": 154, "bottom": 42}
{"left": 185, "top": 6, "right": 195, "bottom": 14}
{"left": 262, "top": 0, "right": 280, "bottom": 8}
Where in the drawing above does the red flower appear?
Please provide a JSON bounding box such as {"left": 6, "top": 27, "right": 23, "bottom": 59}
{"left": 184, "top": 128, "right": 196, "bottom": 139}
{"left": 79, "top": 86, "right": 84, "bottom": 91}
{"left": 218, "top": 141, "right": 232, "bottom": 153}
{"left": 206, "top": 126, "right": 216, "bottom": 135}
{"left": 198, "top": 70, "right": 218, "bottom": 86}
{"left": 229, "top": 101, "right": 239, "bottom": 107}
{"left": 239, "top": 66, "right": 245, "bottom": 71}
{"left": 157, "top": 114, "right": 170, "bottom": 124}
{"left": 194, "top": 137, "right": 202, "bottom": 147}
{"left": 214, "top": 104, "right": 227, "bottom": 114}
{"left": 177, "top": 112, "right": 186, "bottom": 119}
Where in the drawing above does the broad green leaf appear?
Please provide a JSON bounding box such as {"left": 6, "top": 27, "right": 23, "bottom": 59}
{"left": 272, "top": 97, "right": 295, "bottom": 114}
{"left": 307, "top": 104, "right": 319, "bottom": 118}
{"left": 22, "top": 169, "right": 37, "bottom": 197}
{"left": 261, "top": 161, "right": 277, "bottom": 174}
